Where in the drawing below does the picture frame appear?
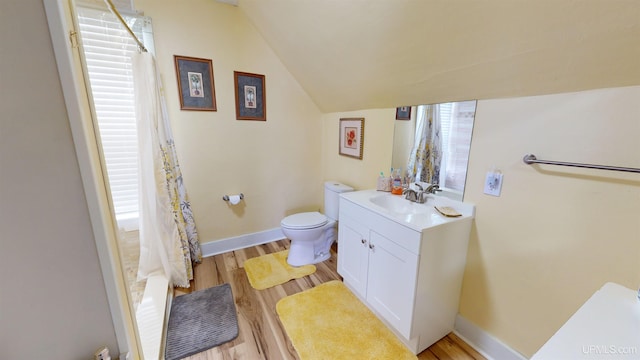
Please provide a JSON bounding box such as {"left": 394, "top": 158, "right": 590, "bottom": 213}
{"left": 234, "top": 71, "right": 266, "bottom": 121}
{"left": 174, "top": 55, "right": 217, "bottom": 111}
{"left": 339, "top": 118, "right": 364, "bottom": 160}
{"left": 395, "top": 106, "right": 411, "bottom": 120}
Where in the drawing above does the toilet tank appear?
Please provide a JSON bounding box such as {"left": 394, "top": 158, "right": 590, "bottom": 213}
{"left": 324, "top": 181, "right": 354, "bottom": 221}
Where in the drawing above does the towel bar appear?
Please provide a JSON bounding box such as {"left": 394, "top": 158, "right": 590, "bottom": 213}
{"left": 523, "top": 154, "right": 640, "bottom": 174}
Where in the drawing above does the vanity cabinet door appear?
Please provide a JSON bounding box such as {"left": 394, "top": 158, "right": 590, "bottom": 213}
{"left": 366, "top": 230, "right": 419, "bottom": 339}
{"left": 337, "top": 215, "right": 369, "bottom": 297}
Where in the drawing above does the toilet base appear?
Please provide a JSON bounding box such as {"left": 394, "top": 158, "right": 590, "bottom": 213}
{"left": 283, "top": 220, "right": 337, "bottom": 267}
{"left": 287, "top": 240, "right": 332, "bottom": 267}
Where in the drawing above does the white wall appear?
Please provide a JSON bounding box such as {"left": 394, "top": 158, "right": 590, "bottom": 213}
{"left": 0, "top": 0, "right": 118, "bottom": 358}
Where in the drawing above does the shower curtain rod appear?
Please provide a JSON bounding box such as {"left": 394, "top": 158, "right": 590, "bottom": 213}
{"left": 523, "top": 154, "right": 640, "bottom": 174}
{"left": 103, "top": 0, "right": 147, "bottom": 52}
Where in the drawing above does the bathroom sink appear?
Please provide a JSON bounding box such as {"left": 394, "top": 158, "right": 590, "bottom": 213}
{"left": 369, "top": 194, "right": 432, "bottom": 215}
{"left": 341, "top": 190, "right": 475, "bottom": 231}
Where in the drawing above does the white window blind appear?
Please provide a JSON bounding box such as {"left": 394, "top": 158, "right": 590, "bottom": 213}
{"left": 76, "top": 7, "right": 153, "bottom": 223}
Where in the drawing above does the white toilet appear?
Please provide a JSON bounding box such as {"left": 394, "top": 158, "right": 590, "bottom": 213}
{"left": 281, "top": 181, "right": 354, "bottom": 266}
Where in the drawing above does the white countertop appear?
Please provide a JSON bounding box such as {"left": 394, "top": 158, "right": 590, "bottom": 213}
{"left": 532, "top": 282, "right": 640, "bottom": 360}
{"left": 339, "top": 189, "right": 475, "bottom": 232}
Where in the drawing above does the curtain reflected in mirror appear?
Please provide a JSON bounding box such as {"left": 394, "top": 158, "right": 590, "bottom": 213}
{"left": 392, "top": 101, "right": 476, "bottom": 200}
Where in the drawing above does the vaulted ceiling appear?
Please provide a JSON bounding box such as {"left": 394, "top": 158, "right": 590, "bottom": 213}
{"left": 238, "top": 0, "right": 640, "bottom": 112}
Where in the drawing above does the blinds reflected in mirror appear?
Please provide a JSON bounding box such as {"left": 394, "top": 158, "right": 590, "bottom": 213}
{"left": 441, "top": 101, "right": 475, "bottom": 192}
{"left": 393, "top": 100, "right": 476, "bottom": 197}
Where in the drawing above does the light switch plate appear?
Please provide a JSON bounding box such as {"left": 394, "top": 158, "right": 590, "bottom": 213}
{"left": 484, "top": 172, "right": 503, "bottom": 196}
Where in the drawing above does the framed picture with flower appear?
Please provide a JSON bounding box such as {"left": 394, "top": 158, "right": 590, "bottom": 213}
{"left": 174, "top": 55, "right": 217, "bottom": 111}
{"left": 339, "top": 117, "right": 364, "bottom": 160}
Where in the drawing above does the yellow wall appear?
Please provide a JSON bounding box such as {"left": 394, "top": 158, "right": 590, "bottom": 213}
{"left": 391, "top": 107, "right": 416, "bottom": 173}
{"left": 459, "top": 85, "right": 640, "bottom": 356}
{"left": 138, "top": 2, "right": 640, "bottom": 356}
{"left": 137, "top": 0, "right": 323, "bottom": 241}
{"left": 321, "top": 108, "right": 395, "bottom": 192}
{"left": 321, "top": 86, "right": 640, "bottom": 357}
{"left": 239, "top": 1, "right": 640, "bottom": 113}
{"left": 34, "top": 0, "right": 639, "bottom": 357}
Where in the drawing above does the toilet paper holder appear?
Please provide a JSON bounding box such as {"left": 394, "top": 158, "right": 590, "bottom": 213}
{"left": 222, "top": 193, "right": 244, "bottom": 202}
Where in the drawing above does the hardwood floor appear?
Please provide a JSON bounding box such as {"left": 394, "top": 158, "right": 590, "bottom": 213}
{"left": 174, "top": 240, "right": 485, "bottom": 360}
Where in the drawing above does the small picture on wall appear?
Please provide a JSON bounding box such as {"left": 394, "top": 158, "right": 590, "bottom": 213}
{"left": 339, "top": 118, "right": 364, "bottom": 160}
{"left": 244, "top": 85, "right": 257, "bottom": 108}
{"left": 396, "top": 106, "right": 411, "bottom": 120}
{"left": 174, "top": 55, "right": 217, "bottom": 111}
{"left": 234, "top": 71, "right": 266, "bottom": 121}
{"left": 344, "top": 127, "right": 358, "bottom": 149}
{"left": 187, "top": 72, "right": 205, "bottom": 98}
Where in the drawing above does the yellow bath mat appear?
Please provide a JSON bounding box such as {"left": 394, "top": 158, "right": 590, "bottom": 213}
{"left": 276, "top": 280, "right": 417, "bottom": 360}
{"left": 244, "top": 250, "right": 316, "bottom": 290}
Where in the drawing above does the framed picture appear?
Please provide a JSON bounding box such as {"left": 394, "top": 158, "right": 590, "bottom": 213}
{"left": 339, "top": 118, "right": 364, "bottom": 160}
{"left": 234, "top": 71, "right": 266, "bottom": 121}
{"left": 396, "top": 106, "right": 411, "bottom": 120}
{"left": 174, "top": 55, "right": 217, "bottom": 111}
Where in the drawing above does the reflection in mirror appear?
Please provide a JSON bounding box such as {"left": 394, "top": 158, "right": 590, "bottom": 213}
{"left": 392, "top": 101, "right": 477, "bottom": 201}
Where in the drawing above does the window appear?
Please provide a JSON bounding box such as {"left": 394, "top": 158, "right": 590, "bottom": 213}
{"left": 76, "top": 6, "right": 154, "bottom": 228}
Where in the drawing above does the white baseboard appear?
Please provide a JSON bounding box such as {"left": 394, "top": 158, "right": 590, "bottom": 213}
{"left": 454, "top": 314, "right": 527, "bottom": 360}
{"left": 200, "top": 228, "right": 285, "bottom": 257}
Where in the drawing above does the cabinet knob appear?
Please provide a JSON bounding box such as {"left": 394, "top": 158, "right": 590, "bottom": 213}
{"left": 361, "top": 239, "right": 366, "bottom": 244}
{"left": 369, "top": 243, "right": 375, "bottom": 250}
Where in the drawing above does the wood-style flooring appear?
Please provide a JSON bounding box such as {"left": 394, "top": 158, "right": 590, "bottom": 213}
{"left": 174, "top": 239, "right": 486, "bottom": 360}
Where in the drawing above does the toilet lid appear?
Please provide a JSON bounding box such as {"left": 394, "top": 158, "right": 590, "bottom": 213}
{"left": 281, "top": 212, "right": 328, "bottom": 229}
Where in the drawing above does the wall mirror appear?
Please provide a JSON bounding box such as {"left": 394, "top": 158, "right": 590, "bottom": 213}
{"left": 391, "top": 100, "right": 477, "bottom": 201}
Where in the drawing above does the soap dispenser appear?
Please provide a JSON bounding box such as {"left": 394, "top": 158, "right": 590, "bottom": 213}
{"left": 391, "top": 168, "right": 403, "bottom": 195}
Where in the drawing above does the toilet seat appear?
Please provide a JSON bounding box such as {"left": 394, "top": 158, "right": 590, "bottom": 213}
{"left": 281, "top": 212, "right": 328, "bottom": 230}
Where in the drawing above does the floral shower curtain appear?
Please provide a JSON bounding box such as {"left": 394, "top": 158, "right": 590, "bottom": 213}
{"left": 407, "top": 104, "right": 443, "bottom": 184}
{"left": 133, "top": 52, "right": 201, "bottom": 288}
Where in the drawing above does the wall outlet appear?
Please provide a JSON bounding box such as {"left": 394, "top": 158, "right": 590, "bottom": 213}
{"left": 484, "top": 172, "right": 503, "bottom": 196}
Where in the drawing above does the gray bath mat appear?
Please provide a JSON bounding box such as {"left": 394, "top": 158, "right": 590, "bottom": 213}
{"left": 165, "top": 283, "right": 238, "bottom": 360}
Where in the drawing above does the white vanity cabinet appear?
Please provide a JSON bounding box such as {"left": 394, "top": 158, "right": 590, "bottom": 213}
{"left": 337, "top": 193, "right": 474, "bottom": 354}
{"left": 338, "top": 210, "right": 419, "bottom": 338}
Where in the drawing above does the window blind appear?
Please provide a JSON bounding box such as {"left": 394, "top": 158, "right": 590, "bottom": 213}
{"left": 76, "top": 7, "right": 152, "bottom": 223}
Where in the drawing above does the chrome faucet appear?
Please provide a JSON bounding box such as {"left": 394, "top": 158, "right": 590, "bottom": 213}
{"left": 416, "top": 191, "right": 428, "bottom": 203}
{"left": 425, "top": 184, "right": 442, "bottom": 194}
{"left": 403, "top": 188, "right": 418, "bottom": 202}
{"left": 405, "top": 183, "right": 442, "bottom": 204}
{"left": 405, "top": 183, "right": 429, "bottom": 203}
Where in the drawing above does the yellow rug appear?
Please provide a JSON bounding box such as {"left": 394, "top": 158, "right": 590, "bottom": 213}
{"left": 276, "top": 280, "right": 417, "bottom": 360}
{"left": 244, "top": 250, "right": 316, "bottom": 290}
